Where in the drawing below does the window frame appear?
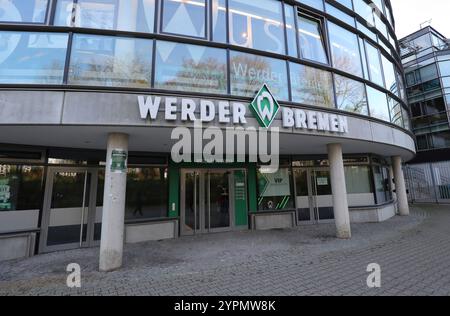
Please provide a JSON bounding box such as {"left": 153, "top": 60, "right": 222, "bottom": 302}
{"left": 297, "top": 12, "right": 329, "bottom": 66}
{"left": 160, "top": 0, "right": 208, "bottom": 40}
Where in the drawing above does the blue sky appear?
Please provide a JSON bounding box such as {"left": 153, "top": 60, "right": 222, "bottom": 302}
{"left": 391, "top": 0, "right": 450, "bottom": 38}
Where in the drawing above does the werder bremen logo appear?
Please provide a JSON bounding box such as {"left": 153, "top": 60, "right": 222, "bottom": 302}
{"left": 250, "top": 84, "right": 280, "bottom": 128}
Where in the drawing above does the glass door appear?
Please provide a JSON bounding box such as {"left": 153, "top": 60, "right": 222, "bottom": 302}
{"left": 181, "top": 170, "right": 234, "bottom": 235}
{"left": 40, "top": 167, "right": 99, "bottom": 253}
{"left": 207, "top": 171, "right": 231, "bottom": 232}
{"left": 181, "top": 171, "right": 201, "bottom": 235}
{"left": 311, "top": 169, "right": 334, "bottom": 222}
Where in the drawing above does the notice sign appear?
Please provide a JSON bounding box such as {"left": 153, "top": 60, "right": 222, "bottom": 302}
{"left": 317, "top": 177, "right": 329, "bottom": 186}
{"left": 110, "top": 149, "right": 128, "bottom": 174}
{"left": 0, "top": 178, "right": 11, "bottom": 210}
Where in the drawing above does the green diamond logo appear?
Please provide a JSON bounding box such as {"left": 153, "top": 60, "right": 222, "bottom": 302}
{"left": 250, "top": 84, "right": 280, "bottom": 128}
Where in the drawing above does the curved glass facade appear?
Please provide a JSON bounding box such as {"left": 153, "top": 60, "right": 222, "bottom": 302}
{"left": 0, "top": 0, "right": 410, "bottom": 129}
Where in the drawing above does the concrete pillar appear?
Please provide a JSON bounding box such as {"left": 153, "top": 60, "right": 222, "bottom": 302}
{"left": 392, "top": 156, "right": 410, "bottom": 216}
{"left": 99, "top": 133, "right": 129, "bottom": 272}
{"left": 327, "top": 143, "right": 351, "bottom": 239}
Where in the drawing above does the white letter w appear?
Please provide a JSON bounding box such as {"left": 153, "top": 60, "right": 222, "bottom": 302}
{"left": 138, "top": 96, "right": 161, "bottom": 120}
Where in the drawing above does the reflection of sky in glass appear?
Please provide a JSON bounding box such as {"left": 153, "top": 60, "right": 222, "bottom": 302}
{"left": 0, "top": 0, "right": 48, "bottom": 23}
{"left": 229, "top": 0, "right": 285, "bottom": 54}
{"left": 0, "top": 32, "right": 68, "bottom": 84}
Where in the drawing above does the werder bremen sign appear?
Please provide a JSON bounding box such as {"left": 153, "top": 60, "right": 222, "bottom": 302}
{"left": 249, "top": 84, "right": 280, "bottom": 128}
{"left": 137, "top": 84, "right": 349, "bottom": 134}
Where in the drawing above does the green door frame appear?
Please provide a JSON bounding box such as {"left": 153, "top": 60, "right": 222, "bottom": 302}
{"left": 168, "top": 161, "right": 258, "bottom": 227}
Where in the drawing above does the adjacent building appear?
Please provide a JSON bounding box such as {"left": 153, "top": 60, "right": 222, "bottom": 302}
{"left": 400, "top": 26, "right": 450, "bottom": 203}
{"left": 0, "top": 0, "right": 414, "bottom": 268}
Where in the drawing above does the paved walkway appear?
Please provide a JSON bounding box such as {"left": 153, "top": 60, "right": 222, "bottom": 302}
{"left": 0, "top": 205, "right": 449, "bottom": 296}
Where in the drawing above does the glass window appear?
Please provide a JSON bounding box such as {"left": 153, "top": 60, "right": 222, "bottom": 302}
{"left": 155, "top": 41, "right": 227, "bottom": 94}
{"left": 367, "top": 86, "right": 390, "bottom": 122}
{"left": 212, "top": 0, "right": 227, "bottom": 43}
{"left": 325, "top": 3, "right": 355, "bottom": 27}
{"left": 328, "top": 21, "right": 363, "bottom": 77}
{"left": 162, "top": 0, "right": 206, "bottom": 38}
{"left": 359, "top": 37, "right": 369, "bottom": 80}
{"left": 68, "top": 34, "right": 153, "bottom": 88}
{"left": 365, "top": 41, "right": 384, "bottom": 87}
{"left": 298, "top": 15, "right": 328, "bottom": 64}
{"left": 302, "top": 0, "right": 324, "bottom": 11}
{"left": 294, "top": 168, "right": 310, "bottom": 221}
{"left": 257, "top": 168, "right": 294, "bottom": 211}
{"left": 0, "top": 31, "right": 68, "bottom": 84}
{"left": 55, "top": 0, "right": 156, "bottom": 33}
{"left": 230, "top": 51, "right": 289, "bottom": 100}
{"left": 420, "top": 63, "right": 439, "bottom": 82}
{"left": 381, "top": 55, "right": 397, "bottom": 94}
{"left": 345, "top": 166, "right": 375, "bottom": 207}
{"left": 431, "top": 131, "right": 450, "bottom": 149}
{"left": 354, "top": 0, "right": 374, "bottom": 26}
{"left": 373, "top": 165, "right": 391, "bottom": 204}
{"left": 125, "top": 167, "right": 168, "bottom": 220}
{"left": 334, "top": 74, "right": 368, "bottom": 115}
{"left": 290, "top": 63, "right": 334, "bottom": 108}
{"left": 229, "top": 0, "right": 285, "bottom": 54}
{"left": 439, "top": 61, "right": 450, "bottom": 77}
{"left": 285, "top": 4, "right": 298, "bottom": 58}
{"left": 0, "top": 165, "right": 44, "bottom": 212}
{"left": 0, "top": 0, "right": 48, "bottom": 23}
{"left": 388, "top": 97, "right": 403, "bottom": 127}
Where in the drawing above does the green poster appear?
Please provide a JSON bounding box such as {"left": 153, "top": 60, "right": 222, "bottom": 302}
{"left": 0, "top": 178, "right": 11, "bottom": 210}
{"left": 110, "top": 149, "right": 128, "bottom": 173}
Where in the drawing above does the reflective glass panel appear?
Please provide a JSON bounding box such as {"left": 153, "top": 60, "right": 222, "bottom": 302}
{"left": 155, "top": 41, "right": 227, "bottom": 94}
{"left": 0, "top": 31, "right": 68, "bottom": 84}
{"left": 69, "top": 34, "right": 153, "bottom": 88}
{"left": 125, "top": 168, "right": 168, "bottom": 220}
{"left": 229, "top": 0, "right": 285, "bottom": 54}
{"left": 334, "top": 74, "right": 368, "bottom": 115}
{"left": 55, "top": 0, "right": 156, "bottom": 33}
{"left": 230, "top": 51, "right": 289, "bottom": 100}
{"left": 298, "top": 15, "right": 328, "bottom": 64}
{"left": 290, "top": 62, "right": 334, "bottom": 108}
{"left": 367, "top": 86, "right": 390, "bottom": 122}
{"left": 162, "top": 0, "right": 206, "bottom": 38}
{"left": 0, "top": 0, "right": 48, "bottom": 23}
{"left": 328, "top": 21, "right": 363, "bottom": 77}
{"left": 365, "top": 41, "right": 384, "bottom": 87}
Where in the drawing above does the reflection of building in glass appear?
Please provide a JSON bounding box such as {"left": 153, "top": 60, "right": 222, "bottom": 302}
{"left": 0, "top": 0, "right": 415, "bottom": 268}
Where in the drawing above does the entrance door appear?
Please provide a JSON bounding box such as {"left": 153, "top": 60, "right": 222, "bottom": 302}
{"left": 40, "top": 167, "right": 100, "bottom": 253}
{"left": 181, "top": 170, "right": 235, "bottom": 235}
{"left": 311, "top": 169, "right": 334, "bottom": 222}
{"left": 295, "top": 168, "right": 334, "bottom": 224}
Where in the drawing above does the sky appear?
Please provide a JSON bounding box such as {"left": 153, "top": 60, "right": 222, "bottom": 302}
{"left": 391, "top": 0, "right": 450, "bottom": 39}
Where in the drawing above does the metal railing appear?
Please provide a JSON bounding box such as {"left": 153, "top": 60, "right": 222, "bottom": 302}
{"left": 405, "top": 161, "right": 450, "bottom": 204}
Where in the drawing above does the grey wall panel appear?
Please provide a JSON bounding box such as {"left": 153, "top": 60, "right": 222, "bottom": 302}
{"left": 0, "top": 91, "right": 64, "bottom": 124}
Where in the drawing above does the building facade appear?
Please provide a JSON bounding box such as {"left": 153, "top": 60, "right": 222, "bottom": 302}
{"left": 400, "top": 27, "right": 450, "bottom": 203}
{"left": 0, "top": 0, "right": 414, "bottom": 267}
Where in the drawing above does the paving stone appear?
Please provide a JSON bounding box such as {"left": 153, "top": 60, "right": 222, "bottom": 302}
{"left": 0, "top": 205, "right": 448, "bottom": 296}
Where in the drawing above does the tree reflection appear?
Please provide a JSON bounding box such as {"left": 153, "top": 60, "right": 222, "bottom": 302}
{"left": 335, "top": 75, "right": 368, "bottom": 114}
{"left": 291, "top": 64, "right": 334, "bottom": 108}
{"left": 161, "top": 57, "right": 227, "bottom": 93}
{"left": 69, "top": 55, "right": 152, "bottom": 88}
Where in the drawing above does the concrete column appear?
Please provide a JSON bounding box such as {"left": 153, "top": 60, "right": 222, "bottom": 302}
{"left": 389, "top": 165, "right": 398, "bottom": 213}
{"left": 392, "top": 156, "right": 410, "bottom": 216}
{"left": 99, "top": 133, "right": 129, "bottom": 272}
{"left": 327, "top": 143, "right": 351, "bottom": 239}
